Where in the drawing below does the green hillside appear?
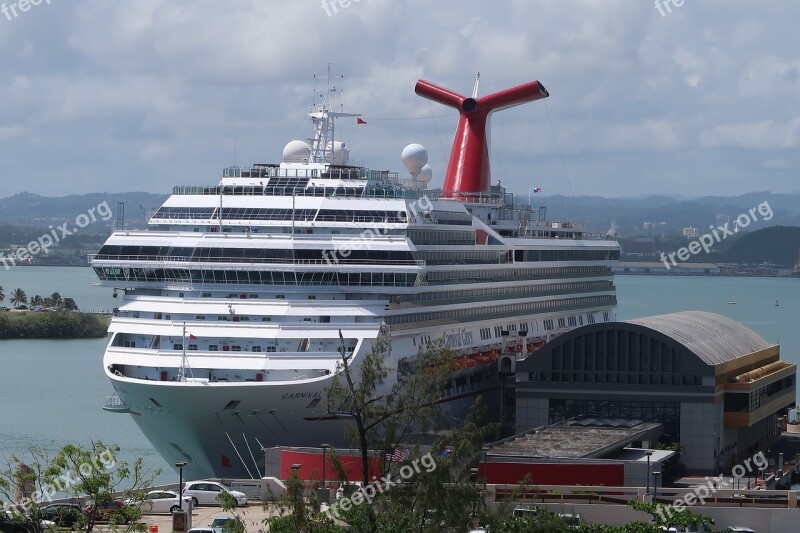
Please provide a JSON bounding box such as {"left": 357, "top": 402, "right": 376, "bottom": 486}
{"left": 707, "top": 225, "right": 800, "bottom": 266}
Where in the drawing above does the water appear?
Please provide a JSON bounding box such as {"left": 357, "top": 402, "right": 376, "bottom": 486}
{"left": 0, "top": 268, "right": 798, "bottom": 489}
{"left": 0, "top": 266, "right": 170, "bottom": 483}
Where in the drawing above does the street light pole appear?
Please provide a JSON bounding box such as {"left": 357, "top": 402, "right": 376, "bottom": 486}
{"left": 321, "top": 444, "right": 330, "bottom": 489}
{"left": 645, "top": 451, "right": 653, "bottom": 496}
{"left": 652, "top": 471, "right": 661, "bottom": 502}
{"left": 175, "top": 462, "right": 187, "bottom": 510}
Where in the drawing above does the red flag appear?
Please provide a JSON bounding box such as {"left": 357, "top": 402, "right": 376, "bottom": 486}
{"left": 189, "top": 333, "right": 197, "bottom": 340}
{"left": 357, "top": 118, "right": 367, "bottom": 125}
{"left": 221, "top": 455, "right": 232, "bottom": 468}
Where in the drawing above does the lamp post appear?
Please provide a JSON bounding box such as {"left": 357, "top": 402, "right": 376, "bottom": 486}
{"left": 482, "top": 445, "right": 490, "bottom": 491}
{"left": 645, "top": 451, "right": 653, "bottom": 496}
{"left": 321, "top": 444, "right": 330, "bottom": 489}
{"left": 652, "top": 471, "right": 661, "bottom": 502}
{"left": 175, "top": 462, "right": 187, "bottom": 510}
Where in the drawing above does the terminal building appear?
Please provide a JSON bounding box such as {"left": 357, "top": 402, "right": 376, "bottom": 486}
{"left": 515, "top": 311, "right": 796, "bottom": 474}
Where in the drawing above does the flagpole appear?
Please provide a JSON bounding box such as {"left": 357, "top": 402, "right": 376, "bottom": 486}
{"left": 179, "top": 322, "right": 187, "bottom": 382}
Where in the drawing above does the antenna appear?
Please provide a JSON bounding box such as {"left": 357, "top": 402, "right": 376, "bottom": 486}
{"left": 472, "top": 72, "right": 481, "bottom": 98}
{"left": 114, "top": 202, "right": 125, "bottom": 231}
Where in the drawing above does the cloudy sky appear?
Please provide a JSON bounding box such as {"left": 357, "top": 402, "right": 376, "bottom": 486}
{"left": 0, "top": 0, "right": 798, "bottom": 198}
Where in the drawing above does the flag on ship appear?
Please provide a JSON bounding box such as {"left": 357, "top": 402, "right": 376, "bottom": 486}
{"left": 533, "top": 187, "right": 542, "bottom": 193}
{"left": 357, "top": 118, "right": 367, "bottom": 125}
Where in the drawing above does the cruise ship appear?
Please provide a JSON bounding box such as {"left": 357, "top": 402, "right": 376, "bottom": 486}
{"left": 95, "top": 73, "right": 620, "bottom": 480}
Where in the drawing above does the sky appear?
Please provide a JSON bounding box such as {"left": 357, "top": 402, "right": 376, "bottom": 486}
{"left": 0, "top": 0, "right": 798, "bottom": 199}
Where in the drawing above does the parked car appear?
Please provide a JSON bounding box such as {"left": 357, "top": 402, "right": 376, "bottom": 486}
{"left": 209, "top": 513, "right": 238, "bottom": 533}
{"left": 187, "top": 529, "right": 216, "bottom": 533}
{"left": 38, "top": 503, "right": 85, "bottom": 528}
{"left": 512, "top": 503, "right": 541, "bottom": 517}
{"left": 0, "top": 511, "right": 34, "bottom": 533}
{"left": 182, "top": 481, "right": 247, "bottom": 507}
{"left": 83, "top": 499, "right": 130, "bottom": 523}
{"left": 725, "top": 528, "right": 756, "bottom": 533}
{"left": 125, "top": 490, "right": 186, "bottom": 514}
{"left": 558, "top": 513, "right": 582, "bottom": 529}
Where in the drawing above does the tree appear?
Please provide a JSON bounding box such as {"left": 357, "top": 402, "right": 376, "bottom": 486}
{"left": 30, "top": 295, "right": 44, "bottom": 307}
{"left": 63, "top": 297, "right": 79, "bottom": 311}
{"left": 10, "top": 288, "right": 27, "bottom": 308}
{"left": 0, "top": 446, "right": 55, "bottom": 533}
{"left": 49, "top": 292, "right": 63, "bottom": 309}
{"left": 48, "top": 441, "right": 160, "bottom": 533}
{"left": 0, "top": 285, "right": 5, "bottom": 304}
{"left": 316, "top": 335, "right": 501, "bottom": 532}
{"left": 0, "top": 442, "right": 160, "bottom": 533}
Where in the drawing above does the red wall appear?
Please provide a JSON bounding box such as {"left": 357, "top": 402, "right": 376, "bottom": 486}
{"left": 279, "top": 450, "right": 383, "bottom": 484}
{"left": 479, "top": 461, "right": 624, "bottom": 486}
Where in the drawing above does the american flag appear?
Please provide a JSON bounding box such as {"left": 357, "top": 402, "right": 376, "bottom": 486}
{"left": 387, "top": 448, "right": 407, "bottom": 462}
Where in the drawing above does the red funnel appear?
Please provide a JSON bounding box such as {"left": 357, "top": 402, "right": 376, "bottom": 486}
{"left": 415, "top": 78, "right": 549, "bottom": 195}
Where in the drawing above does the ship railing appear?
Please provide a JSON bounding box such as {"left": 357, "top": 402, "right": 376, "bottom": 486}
{"left": 89, "top": 254, "right": 425, "bottom": 267}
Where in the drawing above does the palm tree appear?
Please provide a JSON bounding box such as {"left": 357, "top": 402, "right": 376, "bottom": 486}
{"left": 0, "top": 285, "right": 4, "bottom": 304}
{"left": 50, "top": 292, "right": 63, "bottom": 309}
{"left": 10, "top": 288, "right": 27, "bottom": 308}
{"left": 31, "top": 295, "right": 44, "bottom": 307}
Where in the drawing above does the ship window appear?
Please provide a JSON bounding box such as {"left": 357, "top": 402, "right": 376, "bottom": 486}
{"left": 188, "top": 344, "right": 198, "bottom": 351}
{"left": 196, "top": 315, "right": 206, "bottom": 320}
{"left": 173, "top": 344, "right": 183, "bottom": 350}
{"left": 231, "top": 346, "right": 242, "bottom": 352}
{"left": 308, "top": 295, "right": 316, "bottom": 300}
{"left": 276, "top": 294, "right": 285, "bottom": 299}
{"left": 249, "top": 294, "right": 259, "bottom": 299}
{"left": 262, "top": 317, "right": 271, "bottom": 322}
{"left": 224, "top": 401, "right": 241, "bottom": 410}
{"left": 252, "top": 346, "right": 262, "bottom": 352}
{"left": 267, "top": 346, "right": 276, "bottom": 352}
{"left": 208, "top": 345, "right": 219, "bottom": 351}
{"left": 202, "top": 293, "right": 212, "bottom": 298}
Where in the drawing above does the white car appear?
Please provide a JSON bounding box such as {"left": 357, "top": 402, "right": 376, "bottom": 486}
{"left": 125, "top": 490, "right": 187, "bottom": 514}
{"left": 182, "top": 481, "right": 248, "bottom": 507}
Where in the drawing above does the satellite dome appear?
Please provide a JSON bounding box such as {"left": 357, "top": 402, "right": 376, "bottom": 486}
{"left": 401, "top": 143, "right": 428, "bottom": 175}
{"left": 417, "top": 164, "right": 433, "bottom": 183}
{"left": 282, "top": 140, "right": 311, "bottom": 163}
{"left": 324, "top": 141, "right": 350, "bottom": 165}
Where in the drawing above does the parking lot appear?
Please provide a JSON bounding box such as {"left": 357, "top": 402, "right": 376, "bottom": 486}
{"left": 94, "top": 503, "right": 278, "bottom": 533}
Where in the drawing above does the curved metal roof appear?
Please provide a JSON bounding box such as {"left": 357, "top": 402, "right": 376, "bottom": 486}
{"left": 624, "top": 311, "right": 771, "bottom": 365}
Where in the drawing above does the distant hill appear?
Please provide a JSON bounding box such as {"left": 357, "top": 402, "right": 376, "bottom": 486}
{"left": 0, "top": 192, "right": 168, "bottom": 229}
{"left": 521, "top": 192, "right": 800, "bottom": 234}
{"left": 702, "top": 225, "right": 800, "bottom": 267}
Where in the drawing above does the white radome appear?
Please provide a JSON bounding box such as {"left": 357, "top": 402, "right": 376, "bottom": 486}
{"left": 282, "top": 140, "right": 311, "bottom": 163}
{"left": 417, "top": 164, "right": 433, "bottom": 183}
{"left": 401, "top": 143, "right": 428, "bottom": 175}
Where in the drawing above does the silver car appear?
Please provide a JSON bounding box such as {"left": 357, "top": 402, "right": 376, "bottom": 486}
{"left": 182, "top": 481, "right": 247, "bottom": 507}
{"left": 125, "top": 490, "right": 186, "bottom": 514}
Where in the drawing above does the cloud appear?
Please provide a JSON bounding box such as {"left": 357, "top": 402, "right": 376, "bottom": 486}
{"left": 0, "top": 0, "right": 798, "bottom": 197}
{"left": 701, "top": 117, "right": 800, "bottom": 150}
